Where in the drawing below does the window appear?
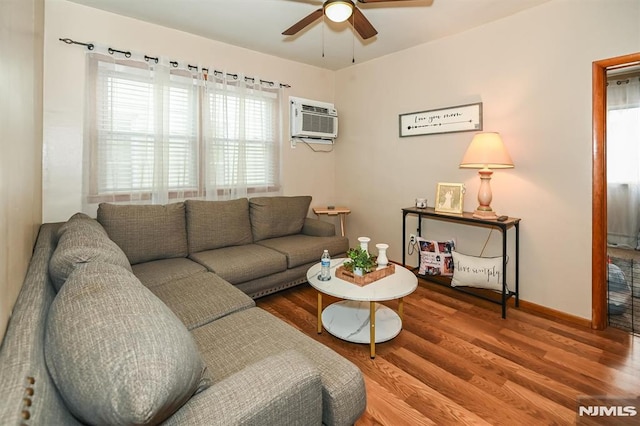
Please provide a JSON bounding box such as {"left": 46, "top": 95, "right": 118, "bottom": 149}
{"left": 607, "top": 104, "right": 640, "bottom": 184}
{"left": 606, "top": 73, "right": 640, "bottom": 249}
{"left": 607, "top": 73, "right": 640, "bottom": 184}
{"left": 206, "top": 82, "right": 280, "bottom": 191}
{"left": 85, "top": 53, "right": 282, "bottom": 203}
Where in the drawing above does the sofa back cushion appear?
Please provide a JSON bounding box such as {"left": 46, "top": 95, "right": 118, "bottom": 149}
{"left": 56, "top": 212, "right": 108, "bottom": 238}
{"left": 49, "top": 213, "right": 132, "bottom": 291}
{"left": 185, "top": 199, "right": 253, "bottom": 253}
{"left": 44, "top": 262, "right": 210, "bottom": 425}
{"left": 97, "top": 202, "right": 188, "bottom": 265}
{"left": 249, "top": 196, "right": 312, "bottom": 242}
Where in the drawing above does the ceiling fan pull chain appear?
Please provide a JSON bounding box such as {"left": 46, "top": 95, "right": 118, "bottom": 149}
{"left": 322, "top": 14, "right": 325, "bottom": 58}
{"left": 352, "top": 13, "right": 355, "bottom": 63}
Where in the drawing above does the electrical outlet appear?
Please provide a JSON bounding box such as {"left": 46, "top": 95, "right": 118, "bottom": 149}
{"left": 409, "top": 233, "right": 416, "bottom": 244}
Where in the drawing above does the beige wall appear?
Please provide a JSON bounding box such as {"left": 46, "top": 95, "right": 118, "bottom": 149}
{"left": 0, "top": 0, "right": 44, "bottom": 340}
{"left": 43, "top": 0, "right": 337, "bottom": 223}
{"left": 334, "top": 0, "right": 640, "bottom": 319}
{"left": 41, "top": 0, "right": 640, "bottom": 320}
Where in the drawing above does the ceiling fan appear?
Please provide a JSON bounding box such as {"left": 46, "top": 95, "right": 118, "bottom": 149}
{"left": 282, "top": 0, "right": 415, "bottom": 40}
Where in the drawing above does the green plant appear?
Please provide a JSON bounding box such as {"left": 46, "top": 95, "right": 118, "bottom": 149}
{"left": 343, "top": 247, "right": 377, "bottom": 274}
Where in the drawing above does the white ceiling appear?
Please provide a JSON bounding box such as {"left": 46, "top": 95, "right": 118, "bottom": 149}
{"left": 67, "top": 0, "right": 551, "bottom": 71}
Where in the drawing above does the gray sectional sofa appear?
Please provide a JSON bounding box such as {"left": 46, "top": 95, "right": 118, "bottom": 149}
{"left": 0, "top": 196, "right": 366, "bottom": 425}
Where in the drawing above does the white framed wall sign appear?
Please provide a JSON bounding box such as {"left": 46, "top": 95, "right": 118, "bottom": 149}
{"left": 399, "top": 102, "right": 483, "bottom": 137}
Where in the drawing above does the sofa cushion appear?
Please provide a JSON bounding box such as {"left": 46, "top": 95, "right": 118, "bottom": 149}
{"left": 192, "top": 307, "right": 366, "bottom": 426}
{"left": 249, "top": 196, "right": 312, "bottom": 242}
{"left": 257, "top": 234, "right": 349, "bottom": 269}
{"left": 132, "top": 257, "right": 207, "bottom": 289}
{"left": 49, "top": 214, "right": 132, "bottom": 291}
{"left": 302, "top": 217, "right": 337, "bottom": 237}
{"left": 190, "top": 244, "right": 287, "bottom": 284}
{"left": 163, "top": 350, "right": 323, "bottom": 426}
{"left": 185, "top": 199, "right": 253, "bottom": 253}
{"left": 97, "top": 202, "right": 188, "bottom": 265}
{"left": 56, "top": 212, "right": 107, "bottom": 239}
{"left": 149, "top": 271, "right": 255, "bottom": 330}
{"left": 44, "top": 262, "right": 209, "bottom": 426}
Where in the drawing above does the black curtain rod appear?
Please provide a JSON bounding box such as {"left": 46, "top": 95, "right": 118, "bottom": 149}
{"left": 59, "top": 38, "right": 94, "bottom": 50}
{"left": 59, "top": 37, "right": 291, "bottom": 88}
{"left": 606, "top": 77, "right": 640, "bottom": 86}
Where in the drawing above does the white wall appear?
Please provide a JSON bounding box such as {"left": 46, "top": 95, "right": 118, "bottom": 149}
{"left": 0, "top": 0, "right": 44, "bottom": 341}
{"left": 334, "top": 0, "right": 640, "bottom": 319}
{"left": 43, "top": 0, "right": 337, "bottom": 223}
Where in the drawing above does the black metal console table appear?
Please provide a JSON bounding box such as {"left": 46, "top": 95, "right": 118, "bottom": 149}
{"left": 402, "top": 207, "right": 520, "bottom": 318}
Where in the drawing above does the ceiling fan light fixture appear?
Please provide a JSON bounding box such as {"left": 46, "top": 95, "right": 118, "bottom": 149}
{"left": 324, "top": 0, "right": 354, "bottom": 23}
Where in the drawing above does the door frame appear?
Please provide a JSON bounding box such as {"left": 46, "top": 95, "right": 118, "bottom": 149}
{"left": 592, "top": 52, "right": 640, "bottom": 330}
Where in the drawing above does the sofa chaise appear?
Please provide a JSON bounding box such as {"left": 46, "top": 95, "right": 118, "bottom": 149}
{"left": 0, "top": 196, "right": 366, "bottom": 425}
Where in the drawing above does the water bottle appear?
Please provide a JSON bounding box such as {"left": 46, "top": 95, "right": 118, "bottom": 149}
{"left": 320, "top": 250, "right": 331, "bottom": 281}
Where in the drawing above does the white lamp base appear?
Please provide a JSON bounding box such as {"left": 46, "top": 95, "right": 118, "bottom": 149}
{"left": 472, "top": 209, "right": 498, "bottom": 220}
{"left": 473, "top": 168, "right": 498, "bottom": 219}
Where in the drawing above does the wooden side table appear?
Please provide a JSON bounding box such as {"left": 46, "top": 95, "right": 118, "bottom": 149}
{"left": 313, "top": 207, "right": 351, "bottom": 237}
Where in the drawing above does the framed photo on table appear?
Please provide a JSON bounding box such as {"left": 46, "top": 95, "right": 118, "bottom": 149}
{"left": 435, "top": 182, "right": 464, "bottom": 214}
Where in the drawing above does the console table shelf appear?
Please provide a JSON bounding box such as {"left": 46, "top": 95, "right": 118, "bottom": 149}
{"left": 402, "top": 207, "right": 520, "bottom": 318}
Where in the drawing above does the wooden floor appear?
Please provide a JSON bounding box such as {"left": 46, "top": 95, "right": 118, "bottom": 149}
{"left": 256, "top": 279, "right": 640, "bottom": 426}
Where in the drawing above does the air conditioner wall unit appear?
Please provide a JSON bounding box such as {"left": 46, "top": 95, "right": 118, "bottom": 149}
{"left": 290, "top": 96, "right": 338, "bottom": 141}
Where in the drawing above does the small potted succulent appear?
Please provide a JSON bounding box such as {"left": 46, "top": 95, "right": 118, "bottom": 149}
{"left": 343, "top": 247, "right": 377, "bottom": 276}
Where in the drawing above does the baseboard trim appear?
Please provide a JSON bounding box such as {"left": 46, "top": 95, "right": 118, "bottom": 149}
{"left": 508, "top": 298, "right": 592, "bottom": 328}
{"left": 396, "top": 260, "right": 594, "bottom": 329}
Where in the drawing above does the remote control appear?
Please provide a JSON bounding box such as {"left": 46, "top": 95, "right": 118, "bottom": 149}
{"left": 497, "top": 215, "right": 509, "bottom": 222}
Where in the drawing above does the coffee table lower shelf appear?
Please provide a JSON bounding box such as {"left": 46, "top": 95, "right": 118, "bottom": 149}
{"left": 321, "top": 300, "right": 402, "bottom": 344}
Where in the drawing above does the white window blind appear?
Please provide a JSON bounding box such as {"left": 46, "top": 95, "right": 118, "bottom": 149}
{"left": 85, "top": 53, "right": 282, "bottom": 203}
{"left": 93, "top": 61, "right": 198, "bottom": 196}
{"left": 207, "top": 88, "right": 279, "bottom": 189}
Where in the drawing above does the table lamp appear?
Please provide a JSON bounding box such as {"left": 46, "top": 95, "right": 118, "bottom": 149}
{"left": 459, "top": 132, "right": 514, "bottom": 219}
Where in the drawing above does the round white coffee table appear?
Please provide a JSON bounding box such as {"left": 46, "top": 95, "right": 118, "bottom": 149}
{"left": 306, "top": 258, "right": 418, "bottom": 358}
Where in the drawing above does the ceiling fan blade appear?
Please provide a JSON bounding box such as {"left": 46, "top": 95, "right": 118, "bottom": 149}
{"left": 282, "top": 8, "right": 324, "bottom": 35}
{"left": 352, "top": 7, "right": 378, "bottom": 39}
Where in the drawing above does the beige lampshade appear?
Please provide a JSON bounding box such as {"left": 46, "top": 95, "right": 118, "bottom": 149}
{"left": 460, "top": 132, "right": 514, "bottom": 169}
{"left": 325, "top": 1, "right": 354, "bottom": 23}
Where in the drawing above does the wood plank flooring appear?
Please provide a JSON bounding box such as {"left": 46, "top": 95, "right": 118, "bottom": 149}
{"left": 256, "top": 279, "right": 640, "bottom": 425}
